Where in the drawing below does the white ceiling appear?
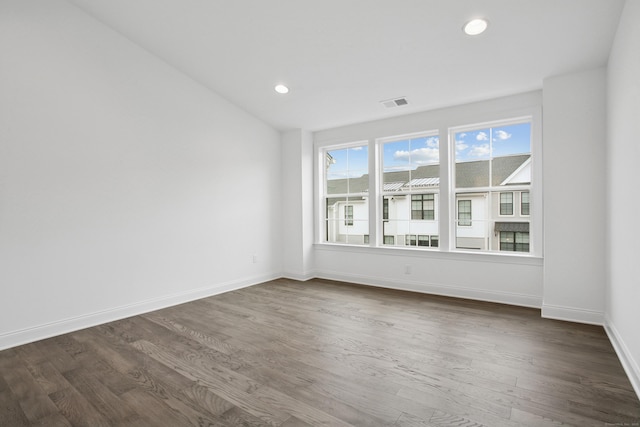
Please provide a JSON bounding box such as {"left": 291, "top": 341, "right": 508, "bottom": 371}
{"left": 69, "top": 0, "right": 625, "bottom": 132}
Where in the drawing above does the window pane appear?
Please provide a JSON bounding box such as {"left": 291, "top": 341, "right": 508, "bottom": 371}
{"left": 456, "top": 195, "right": 489, "bottom": 250}
{"left": 500, "top": 231, "right": 516, "bottom": 251}
{"left": 457, "top": 200, "right": 472, "bottom": 226}
{"left": 324, "top": 144, "right": 369, "bottom": 244}
{"left": 405, "top": 235, "right": 417, "bottom": 246}
{"left": 515, "top": 232, "right": 529, "bottom": 252}
{"left": 344, "top": 205, "right": 353, "bottom": 226}
{"left": 381, "top": 134, "right": 439, "bottom": 250}
{"left": 326, "top": 146, "right": 369, "bottom": 194}
{"left": 455, "top": 128, "right": 491, "bottom": 188}
{"left": 521, "top": 191, "right": 530, "bottom": 215}
{"left": 453, "top": 120, "right": 531, "bottom": 253}
{"left": 500, "top": 192, "right": 513, "bottom": 215}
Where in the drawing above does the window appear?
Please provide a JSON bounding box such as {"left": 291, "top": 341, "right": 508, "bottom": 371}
{"left": 457, "top": 200, "right": 472, "bottom": 226}
{"left": 323, "top": 144, "right": 369, "bottom": 244}
{"left": 344, "top": 205, "right": 353, "bottom": 226}
{"left": 383, "top": 197, "right": 389, "bottom": 220}
{"left": 500, "top": 192, "right": 513, "bottom": 215}
{"left": 381, "top": 132, "right": 440, "bottom": 249}
{"left": 521, "top": 191, "right": 530, "bottom": 216}
{"left": 317, "top": 112, "right": 538, "bottom": 256}
{"left": 500, "top": 231, "right": 529, "bottom": 252}
{"left": 411, "top": 194, "right": 435, "bottom": 220}
{"left": 405, "top": 235, "right": 416, "bottom": 246}
{"left": 453, "top": 120, "right": 532, "bottom": 252}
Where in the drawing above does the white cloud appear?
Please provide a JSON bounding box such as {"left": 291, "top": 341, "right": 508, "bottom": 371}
{"left": 476, "top": 132, "right": 489, "bottom": 141}
{"left": 468, "top": 144, "right": 491, "bottom": 157}
{"left": 458, "top": 132, "right": 467, "bottom": 138}
{"left": 455, "top": 140, "right": 469, "bottom": 152}
{"left": 351, "top": 146, "right": 363, "bottom": 151}
{"left": 494, "top": 130, "right": 512, "bottom": 140}
{"left": 425, "top": 137, "right": 439, "bottom": 148}
{"left": 394, "top": 147, "right": 439, "bottom": 164}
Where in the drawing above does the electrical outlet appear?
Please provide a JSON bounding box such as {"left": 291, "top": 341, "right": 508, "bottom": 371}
{"left": 404, "top": 265, "right": 412, "bottom": 274}
{"left": 252, "top": 255, "right": 258, "bottom": 264}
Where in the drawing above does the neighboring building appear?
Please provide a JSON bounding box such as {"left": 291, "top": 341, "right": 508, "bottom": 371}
{"left": 326, "top": 154, "right": 531, "bottom": 252}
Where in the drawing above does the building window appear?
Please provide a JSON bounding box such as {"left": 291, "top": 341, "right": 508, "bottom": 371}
{"left": 383, "top": 197, "right": 389, "bottom": 220}
{"left": 418, "top": 235, "right": 429, "bottom": 246}
{"left": 458, "top": 200, "right": 472, "bottom": 226}
{"left": 521, "top": 191, "right": 530, "bottom": 216}
{"left": 500, "top": 192, "right": 514, "bottom": 215}
{"left": 344, "top": 205, "right": 353, "bottom": 226}
{"left": 411, "top": 194, "right": 435, "bottom": 220}
{"left": 500, "top": 231, "right": 529, "bottom": 252}
{"left": 430, "top": 235, "right": 439, "bottom": 247}
{"left": 383, "top": 235, "right": 395, "bottom": 245}
{"left": 405, "top": 234, "right": 417, "bottom": 246}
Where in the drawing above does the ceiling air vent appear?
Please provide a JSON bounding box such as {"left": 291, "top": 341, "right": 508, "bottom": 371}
{"left": 381, "top": 97, "right": 409, "bottom": 108}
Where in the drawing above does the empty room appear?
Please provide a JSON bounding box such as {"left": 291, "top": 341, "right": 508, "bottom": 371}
{"left": 1, "top": 0, "right": 639, "bottom": 425}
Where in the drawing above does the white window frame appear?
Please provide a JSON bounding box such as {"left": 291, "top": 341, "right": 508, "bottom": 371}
{"left": 448, "top": 115, "right": 540, "bottom": 256}
{"left": 318, "top": 140, "right": 371, "bottom": 246}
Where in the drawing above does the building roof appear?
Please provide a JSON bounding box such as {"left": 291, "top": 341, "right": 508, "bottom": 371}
{"left": 326, "top": 154, "right": 530, "bottom": 194}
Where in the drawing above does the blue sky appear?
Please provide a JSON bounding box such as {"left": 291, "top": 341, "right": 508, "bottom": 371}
{"left": 327, "top": 145, "right": 369, "bottom": 180}
{"left": 455, "top": 122, "right": 531, "bottom": 162}
{"left": 327, "top": 122, "right": 530, "bottom": 178}
{"left": 383, "top": 136, "right": 439, "bottom": 172}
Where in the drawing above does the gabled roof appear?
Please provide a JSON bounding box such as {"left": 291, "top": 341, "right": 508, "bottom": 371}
{"left": 326, "top": 154, "right": 530, "bottom": 194}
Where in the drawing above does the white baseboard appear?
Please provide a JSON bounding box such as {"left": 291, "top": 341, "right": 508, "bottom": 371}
{"left": 314, "top": 270, "right": 542, "bottom": 308}
{"left": 604, "top": 318, "right": 640, "bottom": 401}
{"left": 0, "top": 272, "right": 280, "bottom": 352}
{"left": 541, "top": 304, "right": 604, "bottom": 325}
{"left": 281, "top": 270, "right": 316, "bottom": 282}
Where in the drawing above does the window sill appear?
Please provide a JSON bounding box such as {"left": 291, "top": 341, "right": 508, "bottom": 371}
{"left": 314, "top": 242, "right": 543, "bottom": 266}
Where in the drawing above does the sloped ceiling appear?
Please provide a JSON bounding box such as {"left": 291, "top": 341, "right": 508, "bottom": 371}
{"left": 69, "top": 0, "right": 624, "bottom": 131}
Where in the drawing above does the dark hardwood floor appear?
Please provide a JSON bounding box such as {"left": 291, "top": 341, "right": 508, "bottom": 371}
{"left": 1, "top": 278, "right": 638, "bottom": 426}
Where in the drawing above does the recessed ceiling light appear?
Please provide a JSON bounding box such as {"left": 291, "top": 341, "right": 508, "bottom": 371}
{"left": 463, "top": 18, "right": 488, "bottom": 36}
{"left": 274, "top": 84, "right": 289, "bottom": 94}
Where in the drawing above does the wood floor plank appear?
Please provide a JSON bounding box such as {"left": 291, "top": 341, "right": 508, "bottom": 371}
{"left": 2, "top": 361, "right": 60, "bottom": 423}
{"left": 62, "top": 367, "right": 139, "bottom": 423}
{"left": 0, "top": 278, "right": 637, "bottom": 426}
{"left": 130, "top": 339, "right": 291, "bottom": 425}
{"left": 0, "top": 389, "right": 31, "bottom": 427}
{"left": 48, "top": 386, "right": 111, "bottom": 427}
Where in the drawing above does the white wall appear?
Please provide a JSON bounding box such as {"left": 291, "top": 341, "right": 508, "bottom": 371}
{"left": 313, "top": 92, "right": 543, "bottom": 308}
{"left": 541, "top": 68, "right": 607, "bottom": 325}
{"left": 282, "top": 129, "right": 315, "bottom": 279}
{"left": 606, "top": 0, "right": 640, "bottom": 398}
{"left": 0, "top": 0, "right": 282, "bottom": 349}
